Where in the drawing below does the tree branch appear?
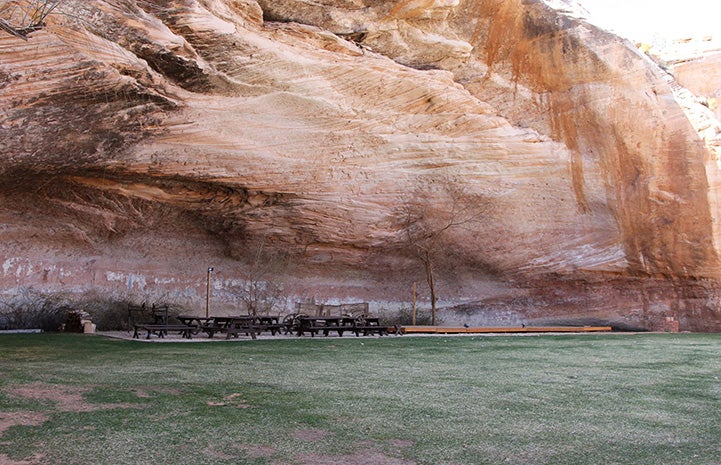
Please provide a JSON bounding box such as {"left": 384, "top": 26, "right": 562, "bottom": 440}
{"left": 0, "top": 17, "right": 28, "bottom": 39}
{"left": 0, "top": 0, "right": 61, "bottom": 40}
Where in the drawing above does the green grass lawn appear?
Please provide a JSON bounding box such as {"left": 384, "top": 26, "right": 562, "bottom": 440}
{"left": 0, "top": 333, "right": 719, "bottom": 465}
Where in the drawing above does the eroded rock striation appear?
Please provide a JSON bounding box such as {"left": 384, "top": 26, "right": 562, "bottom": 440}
{"left": 1, "top": 0, "right": 720, "bottom": 330}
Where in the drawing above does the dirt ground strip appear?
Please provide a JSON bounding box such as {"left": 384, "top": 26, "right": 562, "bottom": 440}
{"left": 205, "top": 429, "right": 418, "bottom": 464}
{"left": 282, "top": 429, "right": 418, "bottom": 465}
{"left": 5, "top": 382, "right": 140, "bottom": 412}
{"left": 0, "top": 411, "right": 48, "bottom": 437}
{"left": 0, "top": 382, "right": 150, "bottom": 464}
{"left": 100, "top": 330, "right": 296, "bottom": 342}
{"left": 0, "top": 452, "right": 46, "bottom": 465}
{"left": 99, "top": 329, "right": 620, "bottom": 343}
{"left": 290, "top": 451, "right": 418, "bottom": 465}
{"left": 0, "top": 408, "right": 47, "bottom": 465}
{"left": 101, "top": 329, "right": 400, "bottom": 342}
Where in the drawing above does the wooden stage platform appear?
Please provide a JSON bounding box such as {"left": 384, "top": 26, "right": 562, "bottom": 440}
{"left": 396, "top": 325, "right": 613, "bottom": 335}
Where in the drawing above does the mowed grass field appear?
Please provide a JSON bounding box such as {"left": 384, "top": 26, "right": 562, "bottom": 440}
{"left": 0, "top": 333, "right": 719, "bottom": 465}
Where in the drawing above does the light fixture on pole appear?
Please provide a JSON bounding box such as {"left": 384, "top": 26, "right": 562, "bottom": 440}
{"left": 205, "top": 267, "right": 214, "bottom": 318}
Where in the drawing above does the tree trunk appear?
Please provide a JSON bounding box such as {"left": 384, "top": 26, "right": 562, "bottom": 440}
{"left": 423, "top": 251, "right": 437, "bottom": 326}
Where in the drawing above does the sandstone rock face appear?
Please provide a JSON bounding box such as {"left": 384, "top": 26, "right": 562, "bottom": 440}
{"left": 1, "top": 0, "right": 720, "bottom": 331}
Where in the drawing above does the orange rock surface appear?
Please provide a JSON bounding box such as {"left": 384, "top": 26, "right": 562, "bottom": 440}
{"left": 1, "top": 0, "right": 720, "bottom": 331}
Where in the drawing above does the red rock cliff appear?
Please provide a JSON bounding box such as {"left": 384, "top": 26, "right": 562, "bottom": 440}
{"left": 1, "top": 0, "right": 720, "bottom": 330}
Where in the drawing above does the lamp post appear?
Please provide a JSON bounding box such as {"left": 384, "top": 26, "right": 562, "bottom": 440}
{"left": 205, "top": 267, "right": 214, "bottom": 318}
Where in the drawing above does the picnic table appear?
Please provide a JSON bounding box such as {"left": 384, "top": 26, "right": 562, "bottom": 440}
{"left": 352, "top": 317, "right": 388, "bottom": 336}
{"left": 296, "top": 316, "right": 389, "bottom": 337}
{"left": 128, "top": 303, "right": 170, "bottom": 332}
{"left": 254, "top": 315, "right": 285, "bottom": 335}
{"left": 176, "top": 315, "right": 215, "bottom": 334}
{"left": 194, "top": 316, "right": 254, "bottom": 339}
{"left": 132, "top": 324, "right": 194, "bottom": 339}
{"left": 177, "top": 315, "right": 282, "bottom": 339}
{"left": 296, "top": 316, "right": 357, "bottom": 337}
{"left": 222, "top": 315, "right": 284, "bottom": 337}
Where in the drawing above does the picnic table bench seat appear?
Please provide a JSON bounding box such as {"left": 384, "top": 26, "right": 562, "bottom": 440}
{"left": 249, "top": 316, "right": 285, "bottom": 336}
{"left": 199, "top": 317, "right": 265, "bottom": 340}
{"left": 133, "top": 324, "right": 193, "bottom": 339}
{"left": 224, "top": 322, "right": 258, "bottom": 340}
{"left": 320, "top": 326, "right": 353, "bottom": 337}
{"left": 261, "top": 322, "right": 285, "bottom": 335}
{"left": 296, "top": 316, "right": 363, "bottom": 337}
{"left": 353, "top": 323, "right": 389, "bottom": 337}
{"left": 200, "top": 323, "right": 238, "bottom": 339}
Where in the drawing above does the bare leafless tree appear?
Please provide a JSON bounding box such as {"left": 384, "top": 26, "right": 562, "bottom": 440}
{"left": 229, "top": 237, "right": 288, "bottom": 316}
{"left": 0, "top": 0, "right": 62, "bottom": 40}
{"left": 397, "top": 179, "right": 485, "bottom": 325}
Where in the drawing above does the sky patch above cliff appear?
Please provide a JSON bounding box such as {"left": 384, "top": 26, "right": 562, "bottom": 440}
{"left": 577, "top": 0, "right": 719, "bottom": 44}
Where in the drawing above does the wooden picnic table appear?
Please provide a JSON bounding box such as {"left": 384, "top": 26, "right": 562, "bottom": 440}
{"left": 132, "top": 308, "right": 192, "bottom": 339}
{"left": 132, "top": 324, "right": 193, "bottom": 339}
{"left": 297, "top": 316, "right": 357, "bottom": 337}
{"left": 175, "top": 315, "right": 283, "bottom": 339}
{"left": 352, "top": 317, "right": 388, "bottom": 336}
{"left": 256, "top": 315, "right": 279, "bottom": 325}
{"left": 225, "top": 315, "right": 284, "bottom": 336}
{"left": 200, "top": 316, "right": 254, "bottom": 339}
{"left": 175, "top": 315, "right": 215, "bottom": 334}
{"left": 173, "top": 315, "right": 250, "bottom": 339}
{"left": 254, "top": 315, "right": 285, "bottom": 335}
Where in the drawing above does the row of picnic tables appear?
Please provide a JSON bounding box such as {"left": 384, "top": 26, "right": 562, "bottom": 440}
{"left": 293, "top": 315, "right": 387, "bottom": 337}
{"left": 132, "top": 314, "right": 388, "bottom": 340}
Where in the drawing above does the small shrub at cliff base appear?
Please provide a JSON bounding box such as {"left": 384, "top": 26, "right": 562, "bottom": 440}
{"left": 81, "top": 299, "right": 132, "bottom": 331}
{"left": 78, "top": 294, "right": 187, "bottom": 331}
{"left": 62, "top": 311, "right": 84, "bottom": 333}
{"left": 0, "top": 288, "right": 66, "bottom": 331}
